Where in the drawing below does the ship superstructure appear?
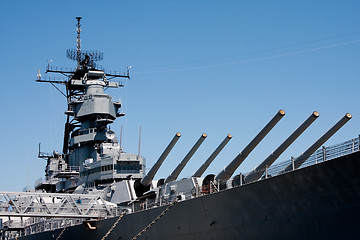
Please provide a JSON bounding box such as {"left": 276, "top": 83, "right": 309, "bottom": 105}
{"left": 35, "top": 17, "right": 144, "bottom": 194}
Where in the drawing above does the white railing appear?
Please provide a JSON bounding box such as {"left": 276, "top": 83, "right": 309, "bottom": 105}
{"left": 59, "top": 166, "right": 80, "bottom": 172}
{"left": 241, "top": 136, "right": 360, "bottom": 184}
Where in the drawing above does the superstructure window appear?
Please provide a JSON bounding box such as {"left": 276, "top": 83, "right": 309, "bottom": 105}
{"left": 115, "top": 161, "right": 141, "bottom": 173}
{"left": 81, "top": 164, "right": 115, "bottom": 176}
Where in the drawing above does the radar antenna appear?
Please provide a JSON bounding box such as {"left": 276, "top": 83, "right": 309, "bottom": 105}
{"left": 66, "top": 17, "right": 104, "bottom": 69}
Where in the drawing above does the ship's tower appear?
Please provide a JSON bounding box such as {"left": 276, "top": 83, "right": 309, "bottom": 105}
{"left": 37, "top": 18, "right": 142, "bottom": 191}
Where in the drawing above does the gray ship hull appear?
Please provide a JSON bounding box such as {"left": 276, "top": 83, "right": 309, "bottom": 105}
{"left": 18, "top": 151, "right": 360, "bottom": 240}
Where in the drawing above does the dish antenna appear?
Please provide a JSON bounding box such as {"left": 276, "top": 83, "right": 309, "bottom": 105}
{"left": 105, "top": 130, "right": 116, "bottom": 140}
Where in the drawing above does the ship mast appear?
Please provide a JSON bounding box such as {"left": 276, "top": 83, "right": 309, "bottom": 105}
{"left": 76, "top": 17, "right": 82, "bottom": 68}
{"left": 36, "top": 17, "right": 130, "bottom": 161}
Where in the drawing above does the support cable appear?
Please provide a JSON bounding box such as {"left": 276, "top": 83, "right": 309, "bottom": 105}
{"left": 131, "top": 200, "right": 178, "bottom": 240}
{"left": 100, "top": 210, "right": 127, "bottom": 240}
{"left": 56, "top": 223, "right": 69, "bottom": 240}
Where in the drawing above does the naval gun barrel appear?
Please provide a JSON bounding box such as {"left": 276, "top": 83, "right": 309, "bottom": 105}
{"left": 165, "top": 133, "right": 207, "bottom": 183}
{"left": 283, "top": 113, "right": 352, "bottom": 172}
{"left": 141, "top": 132, "right": 182, "bottom": 186}
{"left": 192, "top": 134, "right": 232, "bottom": 177}
{"left": 245, "top": 111, "right": 319, "bottom": 183}
{"left": 215, "top": 109, "right": 286, "bottom": 183}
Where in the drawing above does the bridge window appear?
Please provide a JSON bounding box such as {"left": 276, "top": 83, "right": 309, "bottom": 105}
{"left": 115, "top": 161, "right": 141, "bottom": 174}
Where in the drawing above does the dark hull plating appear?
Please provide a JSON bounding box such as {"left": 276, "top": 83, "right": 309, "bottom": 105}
{"left": 19, "top": 151, "right": 360, "bottom": 240}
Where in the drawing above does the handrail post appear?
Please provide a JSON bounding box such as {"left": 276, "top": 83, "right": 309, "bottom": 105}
{"left": 240, "top": 173, "right": 243, "bottom": 186}
{"left": 265, "top": 165, "right": 268, "bottom": 178}
{"left": 291, "top": 156, "right": 295, "bottom": 171}
{"left": 352, "top": 138, "right": 355, "bottom": 152}
{"left": 322, "top": 146, "right": 326, "bottom": 162}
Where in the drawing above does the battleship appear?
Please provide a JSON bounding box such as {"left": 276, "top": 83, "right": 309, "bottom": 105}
{"left": 1, "top": 17, "right": 360, "bottom": 240}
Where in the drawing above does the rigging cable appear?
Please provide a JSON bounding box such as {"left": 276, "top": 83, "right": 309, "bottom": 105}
{"left": 133, "top": 39, "right": 360, "bottom": 74}
{"left": 138, "top": 30, "right": 360, "bottom": 69}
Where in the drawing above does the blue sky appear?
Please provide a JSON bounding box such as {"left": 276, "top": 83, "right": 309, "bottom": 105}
{"left": 0, "top": 1, "right": 359, "bottom": 191}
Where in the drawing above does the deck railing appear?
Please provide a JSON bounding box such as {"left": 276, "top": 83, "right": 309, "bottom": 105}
{"left": 242, "top": 136, "right": 360, "bottom": 184}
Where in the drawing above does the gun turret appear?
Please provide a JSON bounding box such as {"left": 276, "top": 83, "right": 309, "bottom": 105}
{"left": 282, "top": 113, "right": 352, "bottom": 172}
{"left": 134, "top": 132, "right": 181, "bottom": 197}
{"left": 214, "top": 109, "right": 285, "bottom": 183}
{"left": 244, "top": 111, "right": 319, "bottom": 183}
{"left": 192, "top": 134, "right": 232, "bottom": 177}
{"left": 165, "top": 133, "right": 207, "bottom": 183}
